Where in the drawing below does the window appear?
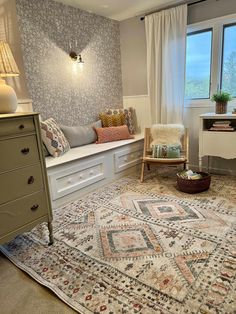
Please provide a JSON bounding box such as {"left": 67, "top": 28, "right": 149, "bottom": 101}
{"left": 221, "top": 23, "right": 236, "bottom": 97}
{"left": 185, "top": 14, "right": 236, "bottom": 104}
{"left": 185, "top": 29, "right": 212, "bottom": 99}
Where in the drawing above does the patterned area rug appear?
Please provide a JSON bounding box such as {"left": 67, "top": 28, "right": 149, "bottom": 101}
{"left": 1, "top": 171, "right": 236, "bottom": 314}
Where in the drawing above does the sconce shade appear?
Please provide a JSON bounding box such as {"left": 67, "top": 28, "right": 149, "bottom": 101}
{"left": 0, "top": 41, "right": 20, "bottom": 77}
{"left": 0, "top": 41, "right": 19, "bottom": 113}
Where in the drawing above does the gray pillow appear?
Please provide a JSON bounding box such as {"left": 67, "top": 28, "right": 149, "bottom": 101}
{"left": 60, "top": 120, "right": 102, "bottom": 148}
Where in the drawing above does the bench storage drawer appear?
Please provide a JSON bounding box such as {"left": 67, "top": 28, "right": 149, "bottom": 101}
{"left": 49, "top": 157, "right": 107, "bottom": 200}
{"left": 114, "top": 144, "right": 143, "bottom": 173}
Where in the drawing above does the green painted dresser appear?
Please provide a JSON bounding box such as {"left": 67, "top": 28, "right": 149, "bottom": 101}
{"left": 0, "top": 112, "right": 53, "bottom": 245}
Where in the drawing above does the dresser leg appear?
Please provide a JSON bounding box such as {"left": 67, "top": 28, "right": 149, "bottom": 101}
{"left": 48, "top": 222, "right": 54, "bottom": 245}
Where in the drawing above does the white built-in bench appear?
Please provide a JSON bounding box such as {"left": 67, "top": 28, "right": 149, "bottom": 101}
{"left": 45, "top": 134, "right": 144, "bottom": 208}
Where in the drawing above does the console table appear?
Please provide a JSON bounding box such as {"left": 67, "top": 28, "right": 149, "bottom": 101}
{"left": 199, "top": 113, "right": 236, "bottom": 171}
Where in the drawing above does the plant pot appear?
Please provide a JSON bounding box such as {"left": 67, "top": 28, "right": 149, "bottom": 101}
{"left": 215, "top": 101, "right": 227, "bottom": 114}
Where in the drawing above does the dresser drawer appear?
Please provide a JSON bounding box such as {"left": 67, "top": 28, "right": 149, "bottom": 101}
{"left": 0, "top": 116, "right": 35, "bottom": 137}
{"left": 0, "top": 164, "right": 44, "bottom": 205}
{"left": 0, "top": 191, "right": 48, "bottom": 237}
{"left": 0, "top": 135, "right": 40, "bottom": 173}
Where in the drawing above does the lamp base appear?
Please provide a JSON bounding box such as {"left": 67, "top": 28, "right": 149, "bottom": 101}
{"left": 0, "top": 78, "right": 18, "bottom": 113}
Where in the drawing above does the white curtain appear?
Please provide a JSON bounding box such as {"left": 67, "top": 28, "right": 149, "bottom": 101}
{"left": 145, "top": 4, "right": 187, "bottom": 124}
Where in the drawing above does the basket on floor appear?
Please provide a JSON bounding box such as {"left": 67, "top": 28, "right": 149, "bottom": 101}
{"left": 177, "top": 172, "right": 211, "bottom": 194}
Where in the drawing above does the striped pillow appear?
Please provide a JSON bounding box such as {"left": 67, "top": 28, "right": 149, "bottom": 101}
{"left": 95, "top": 125, "right": 134, "bottom": 144}
{"left": 99, "top": 113, "right": 125, "bottom": 127}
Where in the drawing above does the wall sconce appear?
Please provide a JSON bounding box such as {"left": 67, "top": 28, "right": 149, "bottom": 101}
{"left": 69, "top": 51, "right": 84, "bottom": 64}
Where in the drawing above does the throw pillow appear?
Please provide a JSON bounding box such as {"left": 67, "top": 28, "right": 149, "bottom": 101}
{"left": 99, "top": 112, "right": 125, "bottom": 127}
{"left": 61, "top": 120, "right": 102, "bottom": 148}
{"left": 151, "top": 124, "right": 185, "bottom": 147}
{"left": 40, "top": 118, "right": 70, "bottom": 157}
{"left": 95, "top": 125, "right": 134, "bottom": 144}
{"left": 152, "top": 144, "right": 181, "bottom": 158}
{"left": 105, "top": 107, "right": 136, "bottom": 134}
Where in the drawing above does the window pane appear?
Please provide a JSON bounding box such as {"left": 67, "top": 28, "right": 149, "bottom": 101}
{"left": 221, "top": 24, "right": 236, "bottom": 97}
{"left": 185, "top": 30, "right": 212, "bottom": 99}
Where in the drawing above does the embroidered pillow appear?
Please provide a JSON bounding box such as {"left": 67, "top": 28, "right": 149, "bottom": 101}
{"left": 152, "top": 144, "right": 181, "bottom": 158}
{"left": 95, "top": 125, "right": 134, "bottom": 144}
{"left": 105, "top": 107, "right": 136, "bottom": 134}
{"left": 99, "top": 113, "right": 125, "bottom": 127}
{"left": 41, "top": 118, "right": 70, "bottom": 157}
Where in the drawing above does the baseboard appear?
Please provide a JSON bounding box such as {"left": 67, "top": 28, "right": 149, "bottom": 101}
{"left": 189, "top": 163, "right": 236, "bottom": 176}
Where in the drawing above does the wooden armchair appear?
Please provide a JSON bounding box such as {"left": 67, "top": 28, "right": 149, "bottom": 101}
{"left": 140, "top": 127, "right": 189, "bottom": 182}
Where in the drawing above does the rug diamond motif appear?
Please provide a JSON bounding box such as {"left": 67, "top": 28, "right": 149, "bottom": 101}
{"left": 133, "top": 199, "right": 205, "bottom": 222}
{"left": 100, "top": 224, "right": 163, "bottom": 259}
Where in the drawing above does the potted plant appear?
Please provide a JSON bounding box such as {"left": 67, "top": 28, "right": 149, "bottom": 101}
{"left": 211, "top": 91, "right": 232, "bottom": 114}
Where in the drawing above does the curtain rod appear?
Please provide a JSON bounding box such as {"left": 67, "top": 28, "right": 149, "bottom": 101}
{"left": 140, "top": 0, "right": 207, "bottom": 20}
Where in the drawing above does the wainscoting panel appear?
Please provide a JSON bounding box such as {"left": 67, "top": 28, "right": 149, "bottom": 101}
{"left": 123, "top": 95, "right": 151, "bottom": 133}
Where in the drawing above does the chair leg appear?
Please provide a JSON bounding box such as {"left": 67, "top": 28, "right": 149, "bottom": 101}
{"left": 140, "top": 161, "right": 145, "bottom": 183}
{"left": 183, "top": 162, "right": 189, "bottom": 170}
{"left": 147, "top": 163, "right": 150, "bottom": 171}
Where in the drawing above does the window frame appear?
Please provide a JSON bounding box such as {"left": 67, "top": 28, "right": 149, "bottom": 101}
{"left": 220, "top": 22, "right": 236, "bottom": 97}
{"left": 185, "top": 13, "right": 236, "bottom": 108}
{"left": 185, "top": 28, "right": 213, "bottom": 100}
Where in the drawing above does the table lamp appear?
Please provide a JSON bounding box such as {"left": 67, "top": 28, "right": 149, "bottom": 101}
{"left": 0, "top": 41, "right": 20, "bottom": 113}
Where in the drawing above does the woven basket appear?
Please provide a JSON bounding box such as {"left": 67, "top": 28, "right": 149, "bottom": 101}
{"left": 215, "top": 102, "right": 227, "bottom": 114}
{"left": 177, "top": 172, "right": 211, "bottom": 194}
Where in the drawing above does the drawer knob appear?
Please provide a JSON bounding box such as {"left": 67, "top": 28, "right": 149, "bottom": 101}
{"left": 19, "top": 124, "right": 25, "bottom": 130}
{"left": 28, "top": 176, "right": 35, "bottom": 184}
{"left": 31, "top": 204, "right": 39, "bottom": 211}
{"left": 21, "top": 148, "right": 30, "bottom": 155}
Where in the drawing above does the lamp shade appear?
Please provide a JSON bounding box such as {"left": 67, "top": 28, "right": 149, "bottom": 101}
{"left": 0, "top": 41, "right": 20, "bottom": 77}
{"left": 0, "top": 41, "right": 19, "bottom": 113}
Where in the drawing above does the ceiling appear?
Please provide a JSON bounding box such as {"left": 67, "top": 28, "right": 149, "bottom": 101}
{"left": 54, "top": 0, "right": 185, "bottom": 21}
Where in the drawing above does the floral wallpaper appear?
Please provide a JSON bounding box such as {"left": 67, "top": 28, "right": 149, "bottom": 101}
{"left": 16, "top": 0, "right": 122, "bottom": 125}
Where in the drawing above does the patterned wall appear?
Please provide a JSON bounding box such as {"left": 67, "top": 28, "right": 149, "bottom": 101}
{"left": 16, "top": 0, "right": 122, "bottom": 125}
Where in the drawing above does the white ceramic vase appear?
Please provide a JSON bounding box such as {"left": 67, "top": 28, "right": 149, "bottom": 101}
{"left": 0, "top": 78, "right": 17, "bottom": 113}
